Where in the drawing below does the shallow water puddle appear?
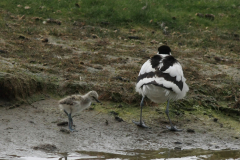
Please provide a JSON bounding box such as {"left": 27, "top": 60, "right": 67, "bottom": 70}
{"left": 4, "top": 149, "right": 240, "bottom": 160}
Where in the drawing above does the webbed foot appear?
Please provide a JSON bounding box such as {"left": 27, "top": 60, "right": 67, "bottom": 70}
{"left": 166, "top": 125, "right": 182, "bottom": 132}
{"left": 69, "top": 128, "right": 78, "bottom": 132}
{"left": 132, "top": 120, "right": 150, "bottom": 128}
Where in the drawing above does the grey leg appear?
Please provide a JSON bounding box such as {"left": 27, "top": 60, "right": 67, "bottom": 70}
{"left": 64, "top": 110, "right": 77, "bottom": 132}
{"left": 133, "top": 96, "right": 149, "bottom": 128}
{"left": 70, "top": 116, "right": 73, "bottom": 127}
{"left": 165, "top": 99, "right": 182, "bottom": 131}
{"left": 68, "top": 113, "right": 77, "bottom": 132}
{"left": 64, "top": 110, "right": 69, "bottom": 116}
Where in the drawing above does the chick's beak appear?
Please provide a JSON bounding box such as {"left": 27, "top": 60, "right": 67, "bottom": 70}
{"left": 93, "top": 97, "right": 101, "bottom": 104}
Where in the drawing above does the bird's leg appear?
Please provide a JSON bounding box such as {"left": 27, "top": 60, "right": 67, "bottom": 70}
{"left": 64, "top": 110, "right": 69, "bottom": 116}
{"left": 70, "top": 115, "right": 75, "bottom": 128}
{"left": 165, "top": 99, "right": 182, "bottom": 131}
{"left": 68, "top": 113, "right": 77, "bottom": 132}
{"left": 70, "top": 117, "right": 73, "bottom": 127}
{"left": 133, "top": 96, "right": 149, "bottom": 128}
{"left": 64, "top": 109, "right": 77, "bottom": 131}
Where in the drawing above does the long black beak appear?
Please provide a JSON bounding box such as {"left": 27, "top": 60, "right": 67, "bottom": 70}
{"left": 93, "top": 97, "right": 101, "bottom": 104}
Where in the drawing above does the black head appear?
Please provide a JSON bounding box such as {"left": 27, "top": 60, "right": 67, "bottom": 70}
{"left": 158, "top": 45, "right": 171, "bottom": 55}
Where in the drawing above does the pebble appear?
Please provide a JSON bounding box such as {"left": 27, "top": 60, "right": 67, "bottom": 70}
{"left": 60, "top": 128, "right": 70, "bottom": 134}
{"left": 57, "top": 121, "right": 68, "bottom": 126}
{"left": 174, "top": 147, "right": 182, "bottom": 150}
{"left": 42, "top": 38, "right": 48, "bottom": 43}
{"left": 115, "top": 116, "right": 123, "bottom": 122}
{"left": 187, "top": 128, "right": 195, "bottom": 133}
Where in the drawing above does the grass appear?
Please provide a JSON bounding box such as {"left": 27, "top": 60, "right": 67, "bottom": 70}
{"left": 93, "top": 100, "right": 240, "bottom": 134}
{"left": 1, "top": 0, "right": 240, "bottom": 54}
{"left": 0, "top": 0, "right": 240, "bottom": 32}
{"left": 0, "top": 0, "right": 240, "bottom": 112}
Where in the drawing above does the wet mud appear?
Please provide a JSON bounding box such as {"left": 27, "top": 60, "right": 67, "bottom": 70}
{"left": 0, "top": 99, "right": 240, "bottom": 159}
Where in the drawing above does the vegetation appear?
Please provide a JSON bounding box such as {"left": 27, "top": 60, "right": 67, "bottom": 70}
{"left": 0, "top": 0, "right": 240, "bottom": 31}
{"left": 0, "top": 0, "right": 240, "bottom": 119}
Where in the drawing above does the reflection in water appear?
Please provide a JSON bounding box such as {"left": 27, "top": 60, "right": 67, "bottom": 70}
{"left": 8, "top": 148, "right": 240, "bottom": 160}
{"left": 60, "top": 149, "right": 240, "bottom": 160}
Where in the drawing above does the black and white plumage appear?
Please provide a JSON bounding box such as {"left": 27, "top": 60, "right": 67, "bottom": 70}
{"left": 59, "top": 91, "right": 101, "bottom": 132}
{"left": 133, "top": 45, "right": 189, "bottom": 131}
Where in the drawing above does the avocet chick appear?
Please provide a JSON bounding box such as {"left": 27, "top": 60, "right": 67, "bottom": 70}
{"left": 59, "top": 91, "right": 101, "bottom": 132}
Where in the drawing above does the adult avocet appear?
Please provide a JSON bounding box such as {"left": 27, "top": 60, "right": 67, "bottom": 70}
{"left": 133, "top": 45, "right": 189, "bottom": 131}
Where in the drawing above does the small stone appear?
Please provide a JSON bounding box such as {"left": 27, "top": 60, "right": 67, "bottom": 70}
{"left": 109, "top": 111, "right": 119, "bottom": 116}
{"left": 42, "top": 38, "right": 48, "bottom": 43}
{"left": 214, "top": 57, "right": 222, "bottom": 62}
{"left": 18, "top": 35, "right": 27, "bottom": 39}
{"left": 178, "top": 43, "right": 183, "bottom": 46}
{"left": 213, "top": 118, "right": 218, "bottom": 122}
{"left": 57, "top": 121, "right": 68, "bottom": 126}
{"left": 5, "top": 127, "right": 13, "bottom": 130}
{"left": 75, "top": 3, "right": 80, "bottom": 7}
{"left": 33, "top": 144, "right": 58, "bottom": 151}
{"left": 128, "top": 36, "right": 140, "bottom": 40}
{"left": 92, "top": 34, "right": 98, "bottom": 38}
{"left": 33, "top": 17, "right": 42, "bottom": 21}
{"left": 150, "top": 40, "right": 159, "bottom": 44}
{"left": 0, "top": 50, "right": 7, "bottom": 53}
{"left": 94, "top": 66, "right": 103, "bottom": 70}
{"left": 60, "top": 128, "right": 70, "bottom": 134}
{"left": 195, "top": 13, "right": 204, "bottom": 17}
{"left": 174, "top": 147, "right": 181, "bottom": 150}
{"left": 24, "top": 6, "right": 30, "bottom": 9}
{"left": 187, "top": 128, "right": 195, "bottom": 133}
{"left": 46, "top": 18, "right": 61, "bottom": 25}
{"left": 117, "top": 104, "right": 123, "bottom": 108}
{"left": 205, "top": 14, "right": 215, "bottom": 20}
{"left": 29, "top": 60, "right": 36, "bottom": 63}
{"left": 115, "top": 116, "right": 123, "bottom": 122}
{"left": 219, "top": 123, "right": 223, "bottom": 128}
{"left": 215, "top": 145, "right": 220, "bottom": 149}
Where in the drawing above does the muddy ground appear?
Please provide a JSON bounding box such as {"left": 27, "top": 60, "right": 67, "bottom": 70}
{"left": 1, "top": 98, "right": 240, "bottom": 159}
